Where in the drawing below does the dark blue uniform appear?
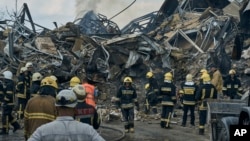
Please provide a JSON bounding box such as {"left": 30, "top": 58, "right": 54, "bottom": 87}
{"left": 116, "top": 84, "right": 138, "bottom": 131}
{"left": 222, "top": 75, "right": 242, "bottom": 99}
{"left": 0, "top": 79, "right": 20, "bottom": 134}
{"left": 196, "top": 82, "right": 217, "bottom": 135}
{"left": 181, "top": 81, "right": 198, "bottom": 126}
{"left": 159, "top": 81, "right": 176, "bottom": 128}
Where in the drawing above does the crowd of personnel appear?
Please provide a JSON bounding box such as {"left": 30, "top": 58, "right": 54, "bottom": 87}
{"left": 0, "top": 61, "right": 243, "bottom": 140}
{"left": 0, "top": 62, "right": 103, "bottom": 141}
{"left": 139, "top": 65, "right": 243, "bottom": 135}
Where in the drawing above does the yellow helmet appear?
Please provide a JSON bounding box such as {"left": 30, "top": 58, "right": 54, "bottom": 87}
{"left": 200, "top": 69, "right": 208, "bottom": 74}
{"left": 50, "top": 75, "right": 57, "bottom": 82}
{"left": 146, "top": 72, "right": 153, "bottom": 78}
{"left": 32, "top": 72, "right": 43, "bottom": 81}
{"left": 72, "top": 84, "right": 86, "bottom": 100}
{"left": 164, "top": 72, "right": 172, "bottom": 81}
{"left": 41, "top": 77, "right": 58, "bottom": 89}
{"left": 123, "top": 77, "right": 132, "bottom": 83}
{"left": 179, "top": 90, "right": 184, "bottom": 94}
{"left": 70, "top": 76, "right": 81, "bottom": 87}
{"left": 229, "top": 69, "right": 236, "bottom": 75}
{"left": 145, "top": 83, "right": 150, "bottom": 90}
{"left": 186, "top": 74, "right": 193, "bottom": 82}
{"left": 20, "top": 67, "right": 28, "bottom": 73}
{"left": 201, "top": 73, "right": 211, "bottom": 82}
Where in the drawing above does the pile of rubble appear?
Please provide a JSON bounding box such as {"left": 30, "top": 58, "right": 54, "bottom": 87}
{"left": 0, "top": 0, "right": 250, "bottom": 118}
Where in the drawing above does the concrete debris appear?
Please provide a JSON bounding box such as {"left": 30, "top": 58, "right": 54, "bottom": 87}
{"left": 0, "top": 0, "right": 250, "bottom": 121}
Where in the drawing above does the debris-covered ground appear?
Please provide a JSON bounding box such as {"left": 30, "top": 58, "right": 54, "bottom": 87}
{"left": 0, "top": 0, "right": 250, "bottom": 140}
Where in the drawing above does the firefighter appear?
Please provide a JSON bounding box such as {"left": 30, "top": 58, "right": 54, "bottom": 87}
{"left": 196, "top": 73, "right": 217, "bottom": 135}
{"left": 0, "top": 71, "right": 20, "bottom": 135}
{"left": 222, "top": 69, "right": 243, "bottom": 99}
{"left": 199, "top": 69, "right": 208, "bottom": 85}
{"left": 16, "top": 67, "right": 31, "bottom": 120}
{"left": 146, "top": 71, "right": 160, "bottom": 103}
{"left": 82, "top": 77, "right": 96, "bottom": 108}
{"left": 144, "top": 83, "right": 158, "bottom": 118}
{"left": 73, "top": 84, "right": 101, "bottom": 129}
{"left": 159, "top": 72, "right": 176, "bottom": 128}
{"left": 69, "top": 76, "right": 81, "bottom": 89}
{"left": 50, "top": 75, "right": 62, "bottom": 93}
{"left": 116, "top": 77, "right": 139, "bottom": 133}
{"left": 24, "top": 77, "right": 57, "bottom": 140}
{"left": 210, "top": 65, "right": 223, "bottom": 98}
{"left": 30, "top": 72, "right": 43, "bottom": 97}
{"left": 181, "top": 74, "right": 198, "bottom": 127}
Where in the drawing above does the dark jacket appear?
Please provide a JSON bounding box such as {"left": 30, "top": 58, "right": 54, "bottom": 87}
{"left": 75, "top": 101, "right": 100, "bottom": 129}
{"left": 116, "top": 84, "right": 138, "bottom": 109}
{"left": 159, "top": 81, "right": 176, "bottom": 106}
{"left": 16, "top": 74, "right": 31, "bottom": 99}
{"left": 222, "top": 75, "right": 242, "bottom": 99}
{"left": 1, "top": 79, "right": 15, "bottom": 106}
{"left": 30, "top": 81, "right": 41, "bottom": 97}
{"left": 181, "top": 81, "right": 198, "bottom": 105}
{"left": 196, "top": 82, "right": 217, "bottom": 110}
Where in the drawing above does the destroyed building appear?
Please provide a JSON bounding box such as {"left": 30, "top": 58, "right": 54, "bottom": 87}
{"left": 0, "top": 0, "right": 249, "bottom": 103}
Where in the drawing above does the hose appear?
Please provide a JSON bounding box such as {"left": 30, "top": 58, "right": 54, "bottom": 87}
{"left": 100, "top": 125, "right": 125, "bottom": 141}
{"left": 109, "top": 0, "right": 136, "bottom": 20}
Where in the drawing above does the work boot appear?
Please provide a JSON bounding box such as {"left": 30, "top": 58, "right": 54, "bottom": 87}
{"left": 125, "top": 129, "right": 129, "bottom": 133}
{"left": 12, "top": 122, "right": 21, "bottom": 133}
{"left": 0, "top": 128, "right": 8, "bottom": 135}
{"left": 199, "top": 129, "right": 204, "bottom": 135}
{"left": 129, "top": 128, "right": 134, "bottom": 133}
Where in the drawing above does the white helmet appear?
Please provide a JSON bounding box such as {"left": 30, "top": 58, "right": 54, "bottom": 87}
{"left": 20, "top": 67, "right": 28, "bottom": 73}
{"left": 32, "top": 72, "right": 43, "bottom": 81}
{"left": 3, "top": 71, "right": 13, "bottom": 80}
{"left": 25, "top": 62, "right": 33, "bottom": 68}
{"left": 55, "top": 89, "right": 77, "bottom": 108}
{"left": 72, "top": 84, "right": 86, "bottom": 100}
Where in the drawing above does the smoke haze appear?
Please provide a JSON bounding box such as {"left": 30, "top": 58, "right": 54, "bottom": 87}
{"left": 75, "top": 0, "right": 163, "bottom": 28}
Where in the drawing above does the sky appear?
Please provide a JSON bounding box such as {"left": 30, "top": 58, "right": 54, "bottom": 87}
{"left": 0, "top": 0, "right": 165, "bottom": 30}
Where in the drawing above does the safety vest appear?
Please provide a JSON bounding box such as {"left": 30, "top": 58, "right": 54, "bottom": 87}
{"left": 82, "top": 83, "right": 96, "bottom": 107}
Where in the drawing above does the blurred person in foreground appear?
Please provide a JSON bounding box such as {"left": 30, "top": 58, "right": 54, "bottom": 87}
{"left": 0, "top": 71, "right": 20, "bottom": 135}
{"left": 73, "top": 84, "right": 101, "bottom": 129}
{"left": 28, "top": 89, "right": 105, "bottom": 141}
{"left": 24, "top": 77, "right": 57, "bottom": 140}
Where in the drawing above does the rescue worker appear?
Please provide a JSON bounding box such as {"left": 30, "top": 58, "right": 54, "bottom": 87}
{"left": 199, "top": 69, "right": 208, "bottom": 85}
{"left": 82, "top": 78, "right": 96, "bottom": 108}
{"left": 69, "top": 76, "right": 81, "bottom": 89}
{"left": 210, "top": 65, "right": 223, "bottom": 98}
{"left": 73, "top": 84, "right": 101, "bottom": 129}
{"left": 24, "top": 77, "right": 57, "bottom": 140}
{"left": 50, "top": 75, "right": 62, "bottom": 92}
{"left": 146, "top": 71, "right": 160, "bottom": 103}
{"left": 25, "top": 62, "right": 34, "bottom": 75}
{"left": 0, "top": 71, "right": 20, "bottom": 135}
{"left": 27, "top": 89, "right": 105, "bottom": 141}
{"left": 180, "top": 74, "right": 198, "bottom": 127}
{"left": 159, "top": 72, "right": 176, "bottom": 128}
{"left": 196, "top": 73, "right": 217, "bottom": 135}
{"left": 222, "top": 69, "right": 243, "bottom": 99}
{"left": 116, "top": 77, "right": 139, "bottom": 133}
{"left": 144, "top": 83, "right": 158, "bottom": 118}
{"left": 30, "top": 72, "right": 43, "bottom": 97}
{"left": 16, "top": 67, "right": 31, "bottom": 120}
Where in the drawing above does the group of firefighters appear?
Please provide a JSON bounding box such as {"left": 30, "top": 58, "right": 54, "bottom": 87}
{"left": 0, "top": 61, "right": 243, "bottom": 138}
{"left": 0, "top": 62, "right": 100, "bottom": 140}
{"left": 139, "top": 65, "right": 243, "bottom": 135}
